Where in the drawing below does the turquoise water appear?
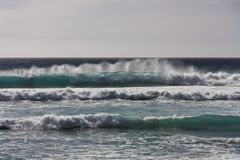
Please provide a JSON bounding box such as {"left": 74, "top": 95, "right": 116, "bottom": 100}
{"left": 1, "top": 58, "right": 240, "bottom": 159}
{"left": 1, "top": 93, "right": 240, "bottom": 159}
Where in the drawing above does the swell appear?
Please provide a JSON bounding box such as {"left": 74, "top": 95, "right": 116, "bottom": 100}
{"left": 0, "top": 71, "right": 239, "bottom": 88}
{"left": 1, "top": 114, "right": 240, "bottom": 131}
{"left": 0, "top": 59, "right": 239, "bottom": 87}
{"left": 0, "top": 87, "right": 240, "bottom": 101}
{"left": 0, "top": 72, "right": 174, "bottom": 88}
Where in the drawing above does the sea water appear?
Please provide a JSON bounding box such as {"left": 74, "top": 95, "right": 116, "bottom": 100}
{"left": 1, "top": 58, "right": 240, "bottom": 159}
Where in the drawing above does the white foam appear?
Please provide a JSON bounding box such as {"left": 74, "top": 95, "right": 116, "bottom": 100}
{"left": 0, "top": 113, "right": 128, "bottom": 130}
{"left": 0, "top": 59, "right": 239, "bottom": 86}
{"left": 1, "top": 114, "right": 240, "bottom": 131}
{"left": 0, "top": 114, "right": 199, "bottom": 130}
{"left": 0, "top": 86, "right": 239, "bottom": 101}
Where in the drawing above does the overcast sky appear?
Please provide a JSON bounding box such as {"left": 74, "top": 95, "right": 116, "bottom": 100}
{"left": 0, "top": 0, "right": 239, "bottom": 57}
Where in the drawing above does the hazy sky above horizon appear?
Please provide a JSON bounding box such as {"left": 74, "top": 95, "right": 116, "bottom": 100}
{"left": 0, "top": 0, "right": 239, "bottom": 57}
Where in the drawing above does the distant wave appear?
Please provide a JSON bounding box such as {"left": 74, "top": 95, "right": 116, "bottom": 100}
{"left": 0, "top": 59, "right": 239, "bottom": 87}
{"left": 1, "top": 114, "right": 240, "bottom": 131}
{"left": 0, "top": 87, "right": 240, "bottom": 101}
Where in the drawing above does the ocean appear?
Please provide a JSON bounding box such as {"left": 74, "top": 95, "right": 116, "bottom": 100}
{"left": 1, "top": 58, "right": 240, "bottom": 159}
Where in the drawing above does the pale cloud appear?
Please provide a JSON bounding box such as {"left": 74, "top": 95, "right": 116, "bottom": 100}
{"left": 0, "top": 0, "right": 239, "bottom": 57}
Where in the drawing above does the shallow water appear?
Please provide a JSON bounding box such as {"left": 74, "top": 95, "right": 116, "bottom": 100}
{"left": 1, "top": 91, "right": 240, "bottom": 159}
{"left": 1, "top": 126, "right": 240, "bottom": 159}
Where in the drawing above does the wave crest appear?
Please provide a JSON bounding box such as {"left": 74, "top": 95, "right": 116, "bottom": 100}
{"left": 1, "top": 114, "right": 240, "bottom": 131}
{"left": 0, "top": 59, "right": 239, "bottom": 87}
{"left": 0, "top": 87, "right": 239, "bottom": 101}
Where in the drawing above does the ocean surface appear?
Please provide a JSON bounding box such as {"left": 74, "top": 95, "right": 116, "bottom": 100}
{"left": 1, "top": 58, "right": 240, "bottom": 159}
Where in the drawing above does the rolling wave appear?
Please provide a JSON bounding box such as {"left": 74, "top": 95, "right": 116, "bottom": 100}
{"left": 0, "top": 59, "right": 239, "bottom": 87}
{"left": 1, "top": 114, "right": 240, "bottom": 131}
{"left": 0, "top": 87, "right": 239, "bottom": 101}
{"left": 0, "top": 72, "right": 239, "bottom": 88}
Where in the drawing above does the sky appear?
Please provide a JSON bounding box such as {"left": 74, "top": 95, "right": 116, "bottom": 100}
{"left": 0, "top": 0, "right": 239, "bottom": 57}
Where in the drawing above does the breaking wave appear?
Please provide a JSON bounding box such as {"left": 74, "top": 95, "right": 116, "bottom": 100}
{"left": 0, "top": 87, "right": 240, "bottom": 101}
{"left": 1, "top": 114, "right": 240, "bottom": 131}
{"left": 0, "top": 59, "right": 239, "bottom": 87}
